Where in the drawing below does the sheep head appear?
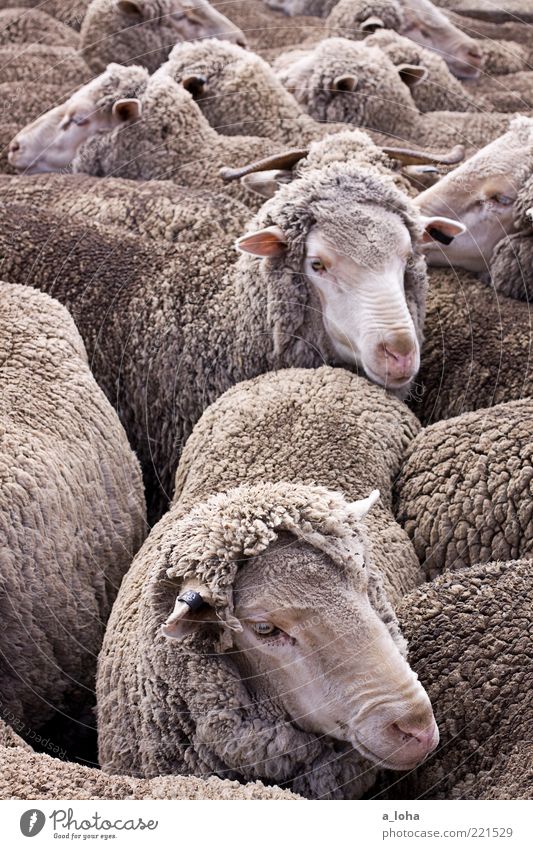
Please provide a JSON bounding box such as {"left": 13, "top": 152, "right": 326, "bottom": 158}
{"left": 8, "top": 63, "right": 147, "bottom": 175}
{"left": 162, "top": 483, "right": 438, "bottom": 772}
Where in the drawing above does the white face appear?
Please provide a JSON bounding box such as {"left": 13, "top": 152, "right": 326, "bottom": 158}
{"left": 304, "top": 221, "right": 420, "bottom": 390}
{"left": 229, "top": 538, "right": 438, "bottom": 771}
{"left": 117, "top": 0, "right": 247, "bottom": 46}
{"left": 401, "top": 0, "right": 482, "bottom": 80}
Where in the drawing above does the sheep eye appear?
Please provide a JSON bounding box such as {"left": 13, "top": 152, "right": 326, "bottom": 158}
{"left": 251, "top": 622, "right": 279, "bottom": 637}
{"left": 311, "top": 259, "right": 325, "bottom": 272}
{"left": 492, "top": 194, "right": 514, "bottom": 206}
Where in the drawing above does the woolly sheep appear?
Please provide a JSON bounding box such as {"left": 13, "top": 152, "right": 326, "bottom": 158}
{"left": 415, "top": 116, "right": 533, "bottom": 274}
{"left": 0, "top": 1, "right": 89, "bottom": 30}
{"left": 0, "top": 721, "right": 299, "bottom": 799}
{"left": 469, "top": 71, "right": 533, "bottom": 113}
{"left": 0, "top": 45, "right": 89, "bottom": 88}
{"left": 274, "top": 38, "right": 516, "bottom": 150}
{"left": 97, "top": 367, "right": 438, "bottom": 798}
{"left": 379, "top": 559, "right": 533, "bottom": 799}
{"left": 0, "top": 282, "right": 146, "bottom": 749}
{"left": 0, "top": 7, "right": 79, "bottom": 47}
{"left": 395, "top": 399, "right": 533, "bottom": 579}
{"left": 490, "top": 175, "right": 533, "bottom": 302}
{"left": 0, "top": 173, "right": 250, "bottom": 245}
{"left": 0, "top": 149, "right": 443, "bottom": 516}
{"left": 79, "top": 0, "right": 247, "bottom": 74}
{"left": 325, "top": 0, "right": 483, "bottom": 79}
{"left": 410, "top": 267, "right": 533, "bottom": 425}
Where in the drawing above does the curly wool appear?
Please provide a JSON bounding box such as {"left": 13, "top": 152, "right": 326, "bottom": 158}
{"left": 0, "top": 0, "right": 89, "bottom": 29}
{"left": 0, "top": 45, "right": 89, "bottom": 88}
{"left": 409, "top": 267, "right": 533, "bottom": 425}
{"left": 0, "top": 172, "right": 250, "bottom": 245}
{"left": 0, "top": 721, "right": 299, "bottom": 799}
{"left": 0, "top": 156, "right": 427, "bottom": 518}
{"left": 97, "top": 367, "right": 421, "bottom": 797}
{"left": 0, "top": 283, "right": 146, "bottom": 741}
{"left": 327, "top": 0, "right": 405, "bottom": 36}
{"left": 395, "top": 399, "right": 533, "bottom": 579}
{"left": 377, "top": 559, "right": 533, "bottom": 799}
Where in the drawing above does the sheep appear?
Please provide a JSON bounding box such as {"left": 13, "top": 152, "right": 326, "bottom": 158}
{"left": 415, "top": 116, "right": 533, "bottom": 274}
{"left": 0, "top": 721, "right": 300, "bottom": 799}
{"left": 0, "top": 6, "right": 79, "bottom": 47}
{"left": 210, "top": 0, "right": 322, "bottom": 57}
{"left": 97, "top": 366, "right": 438, "bottom": 798}
{"left": 0, "top": 45, "right": 90, "bottom": 88}
{"left": 0, "top": 281, "right": 146, "bottom": 754}
{"left": 490, "top": 175, "right": 533, "bottom": 302}
{"left": 8, "top": 63, "right": 149, "bottom": 177}
{"left": 325, "top": 0, "right": 483, "bottom": 79}
{"left": 377, "top": 559, "right": 533, "bottom": 799}
{"left": 409, "top": 267, "right": 533, "bottom": 426}
{"left": 79, "top": 0, "right": 247, "bottom": 74}
{"left": 469, "top": 71, "right": 533, "bottom": 113}
{"left": 0, "top": 146, "right": 454, "bottom": 517}
{"left": 274, "top": 37, "right": 517, "bottom": 150}
{"left": 0, "top": 173, "right": 251, "bottom": 245}
{"left": 395, "top": 399, "right": 533, "bottom": 579}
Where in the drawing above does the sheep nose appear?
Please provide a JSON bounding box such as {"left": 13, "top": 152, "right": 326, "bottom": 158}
{"left": 391, "top": 718, "right": 439, "bottom": 759}
{"left": 384, "top": 346, "right": 417, "bottom": 380}
{"left": 9, "top": 139, "right": 20, "bottom": 153}
{"left": 236, "top": 37, "right": 248, "bottom": 48}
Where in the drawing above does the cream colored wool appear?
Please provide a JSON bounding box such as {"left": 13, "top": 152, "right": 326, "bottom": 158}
{"left": 97, "top": 367, "right": 421, "bottom": 797}
{"left": 0, "top": 45, "right": 89, "bottom": 88}
{"left": 490, "top": 174, "right": 533, "bottom": 301}
{"left": 410, "top": 267, "right": 532, "bottom": 425}
{"left": 377, "top": 559, "right": 533, "bottom": 799}
{"left": 0, "top": 1, "right": 89, "bottom": 29}
{"left": 395, "top": 400, "right": 533, "bottom": 578}
{"left": 0, "top": 282, "right": 146, "bottom": 736}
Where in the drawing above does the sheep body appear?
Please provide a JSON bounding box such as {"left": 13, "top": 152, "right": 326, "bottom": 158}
{"left": 0, "top": 282, "right": 146, "bottom": 741}
{"left": 0, "top": 1, "right": 89, "bottom": 29}
{"left": 97, "top": 366, "right": 421, "bottom": 797}
{"left": 0, "top": 154, "right": 427, "bottom": 517}
{"left": 0, "top": 45, "right": 89, "bottom": 88}
{"left": 0, "top": 7, "right": 79, "bottom": 47}
{"left": 395, "top": 399, "right": 533, "bottom": 579}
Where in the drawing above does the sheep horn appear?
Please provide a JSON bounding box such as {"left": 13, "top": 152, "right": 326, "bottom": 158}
{"left": 381, "top": 144, "right": 465, "bottom": 166}
{"left": 219, "top": 148, "right": 309, "bottom": 183}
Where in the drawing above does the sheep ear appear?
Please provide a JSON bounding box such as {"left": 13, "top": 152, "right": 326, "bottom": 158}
{"left": 181, "top": 74, "right": 208, "bottom": 99}
{"left": 236, "top": 225, "right": 288, "bottom": 257}
{"left": 112, "top": 98, "right": 142, "bottom": 123}
{"left": 332, "top": 75, "right": 358, "bottom": 93}
{"left": 161, "top": 589, "right": 213, "bottom": 641}
{"left": 116, "top": 0, "right": 144, "bottom": 18}
{"left": 241, "top": 169, "right": 294, "bottom": 199}
{"left": 360, "top": 15, "right": 385, "bottom": 33}
{"left": 419, "top": 215, "right": 466, "bottom": 245}
{"left": 348, "top": 490, "right": 380, "bottom": 521}
{"left": 397, "top": 64, "right": 427, "bottom": 89}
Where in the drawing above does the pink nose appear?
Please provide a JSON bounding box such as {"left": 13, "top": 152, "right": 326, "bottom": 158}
{"left": 384, "top": 346, "right": 416, "bottom": 380}
{"left": 392, "top": 718, "right": 439, "bottom": 759}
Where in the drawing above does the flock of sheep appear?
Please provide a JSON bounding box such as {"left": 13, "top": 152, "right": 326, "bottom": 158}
{"left": 0, "top": 0, "right": 532, "bottom": 802}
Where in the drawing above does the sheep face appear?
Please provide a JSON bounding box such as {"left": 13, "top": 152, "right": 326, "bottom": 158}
{"left": 416, "top": 119, "right": 533, "bottom": 272}
{"left": 399, "top": 0, "right": 482, "bottom": 80}
{"left": 166, "top": 523, "right": 438, "bottom": 771}
{"left": 81, "top": 0, "right": 246, "bottom": 74}
{"left": 8, "top": 66, "right": 145, "bottom": 174}
{"left": 275, "top": 39, "right": 419, "bottom": 134}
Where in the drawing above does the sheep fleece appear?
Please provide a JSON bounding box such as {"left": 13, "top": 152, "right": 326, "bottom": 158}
{"left": 379, "top": 559, "right": 533, "bottom": 799}
{"left": 0, "top": 282, "right": 146, "bottom": 732}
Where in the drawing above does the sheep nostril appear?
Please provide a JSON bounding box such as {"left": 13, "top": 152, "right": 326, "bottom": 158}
{"left": 9, "top": 140, "right": 20, "bottom": 153}
{"left": 236, "top": 38, "right": 247, "bottom": 48}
